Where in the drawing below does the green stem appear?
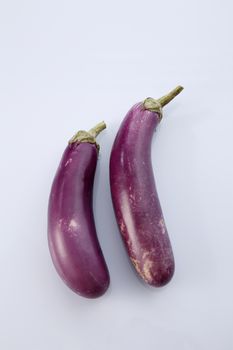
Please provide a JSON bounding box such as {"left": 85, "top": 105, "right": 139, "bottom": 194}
{"left": 88, "top": 121, "right": 106, "bottom": 138}
{"left": 157, "top": 86, "right": 183, "bottom": 107}
{"left": 143, "top": 85, "right": 184, "bottom": 119}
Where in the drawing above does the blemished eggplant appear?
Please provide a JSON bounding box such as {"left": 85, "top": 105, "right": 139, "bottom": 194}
{"left": 110, "top": 86, "right": 183, "bottom": 287}
{"left": 48, "top": 122, "right": 110, "bottom": 298}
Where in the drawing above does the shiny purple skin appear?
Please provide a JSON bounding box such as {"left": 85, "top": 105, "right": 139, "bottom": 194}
{"left": 110, "top": 103, "right": 175, "bottom": 287}
{"left": 48, "top": 142, "right": 110, "bottom": 298}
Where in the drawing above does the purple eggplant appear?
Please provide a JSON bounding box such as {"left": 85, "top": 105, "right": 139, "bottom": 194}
{"left": 110, "top": 86, "right": 183, "bottom": 287}
{"left": 48, "top": 122, "right": 110, "bottom": 298}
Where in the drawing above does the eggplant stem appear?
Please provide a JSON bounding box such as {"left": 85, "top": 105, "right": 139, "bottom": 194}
{"left": 143, "top": 85, "right": 184, "bottom": 119}
{"left": 88, "top": 121, "right": 106, "bottom": 138}
{"left": 157, "top": 86, "right": 184, "bottom": 107}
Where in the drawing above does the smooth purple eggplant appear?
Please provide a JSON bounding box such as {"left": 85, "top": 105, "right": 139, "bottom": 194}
{"left": 110, "top": 86, "right": 183, "bottom": 287}
{"left": 48, "top": 122, "right": 110, "bottom": 298}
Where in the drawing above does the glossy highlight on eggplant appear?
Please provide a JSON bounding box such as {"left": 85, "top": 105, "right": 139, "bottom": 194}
{"left": 48, "top": 122, "right": 110, "bottom": 298}
{"left": 110, "top": 87, "right": 183, "bottom": 287}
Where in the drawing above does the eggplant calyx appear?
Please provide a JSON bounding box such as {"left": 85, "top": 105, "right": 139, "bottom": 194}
{"left": 69, "top": 121, "right": 106, "bottom": 150}
{"left": 143, "top": 98, "right": 163, "bottom": 119}
{"left": 143, "top": 85, "right": 184, "bottom": 120}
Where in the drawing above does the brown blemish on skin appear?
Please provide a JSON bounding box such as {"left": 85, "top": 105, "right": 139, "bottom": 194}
{"left": 130, "top": 257, "right": 141, "bottom": 276}
{"left": 130, "top": 256, "right": 154, "bottom": 284}
{"left": 158, "top": 217, "right": 166, "bottom": 235}
{"left": 142, "top": 259, "right": 154, "bottom": 283}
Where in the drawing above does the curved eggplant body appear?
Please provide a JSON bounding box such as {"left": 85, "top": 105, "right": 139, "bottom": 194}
{"left": 110, "top": 103, "right": 175, "bottom": 287}
{"left": 48, "top": 142, "right": 109, "bottom": 298}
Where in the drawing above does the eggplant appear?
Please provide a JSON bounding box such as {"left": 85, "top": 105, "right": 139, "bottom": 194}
{"left": 110, "top": 86, "right": 183, "bottom": 287}
{"left": 48, "top": 122, "right": 110, "bottom": 298}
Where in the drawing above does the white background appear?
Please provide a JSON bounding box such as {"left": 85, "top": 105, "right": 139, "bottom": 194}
{"left": 0, "top": 0, "right": 233, "bottom": 349}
